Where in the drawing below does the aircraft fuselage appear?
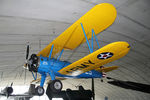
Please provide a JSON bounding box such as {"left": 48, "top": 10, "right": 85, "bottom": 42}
{"left": 37, "top": 56, "right": 102, "bottom": 79}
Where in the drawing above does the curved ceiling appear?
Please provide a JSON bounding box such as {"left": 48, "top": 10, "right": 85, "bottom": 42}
{"left": 0, "top": 0, "right": 150, "bottom": 100}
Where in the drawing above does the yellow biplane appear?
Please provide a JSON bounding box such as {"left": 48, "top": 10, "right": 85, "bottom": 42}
{"left": 24, "top": 3, "right": 130, "bottom": 96}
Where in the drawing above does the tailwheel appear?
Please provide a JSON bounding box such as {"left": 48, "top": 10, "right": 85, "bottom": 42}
{"left": 49, "top": 79, "right": 63, "bottom": 93}
{"left": 35, "top": 86, "right": 45, "bottom": 96}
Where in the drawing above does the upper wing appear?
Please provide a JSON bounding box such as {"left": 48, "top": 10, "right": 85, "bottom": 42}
{"left": 37, "top": 3, "right": 117, "bottom": 57}
{"left": 58, "top": 41, "right": 130, "bottom": 76}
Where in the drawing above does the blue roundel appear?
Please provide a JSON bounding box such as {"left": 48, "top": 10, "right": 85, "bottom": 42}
{"left": 97, "top": 52, "right": 113, "bottom": 59}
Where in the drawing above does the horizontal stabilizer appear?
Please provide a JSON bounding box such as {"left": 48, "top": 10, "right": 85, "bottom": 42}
{"left": 95, "top": 66, "right": 119, "bottom": 73}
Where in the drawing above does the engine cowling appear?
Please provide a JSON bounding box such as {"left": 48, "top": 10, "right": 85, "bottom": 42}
{"left": 28, "top": 54, "right": 39, "bottom": 72}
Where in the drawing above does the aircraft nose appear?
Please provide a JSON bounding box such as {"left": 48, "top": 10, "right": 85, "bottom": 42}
{"left": 7, "top": 87, "right": 13, "bottom": 94}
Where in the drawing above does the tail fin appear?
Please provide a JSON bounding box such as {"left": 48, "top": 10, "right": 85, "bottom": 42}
{"left": 95, "top": 66, "right": 119, "bottom": 73}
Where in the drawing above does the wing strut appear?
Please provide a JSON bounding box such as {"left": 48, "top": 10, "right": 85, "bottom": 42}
{"left": 49, "top": 44, "right": 54, "bottom": 59}
{"left": 32, "top": 71, "right": 37, "bottom": 80}
{"left": 80, "top": 23, "right": 100, "bottom": 54}
{"left": 57, "top": 49, "right": 64, "bottom": 60}
{"left": 92, "top": 29, "right": 100, "bottom": 49}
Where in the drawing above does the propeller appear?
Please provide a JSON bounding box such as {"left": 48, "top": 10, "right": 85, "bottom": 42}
{"left": 10, "top": 82, "right": 13, "bottom": 87}
{"left": 24, "top": 44, "right": 30, "bottom": 69}
{"left": 5, "top": 82, "right": 13, "bottom": 98}
{"left": 26, "top": 44, "right": 29, "bottom": 60}
{"left": 92, "top": 78, "right": 95, "bottom": 100}
{"left": 23, "top": 43, "right": 39, "bottom": 82}
{"left": 24, "top": 44, "right": 30, "bottom": 84}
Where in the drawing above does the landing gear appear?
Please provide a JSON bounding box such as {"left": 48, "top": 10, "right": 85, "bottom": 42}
{"left": 35, "top": 86, "right": 45, "bottom": 96}
{"left": 49, "top": 80, "right": 63, "bottom": 93}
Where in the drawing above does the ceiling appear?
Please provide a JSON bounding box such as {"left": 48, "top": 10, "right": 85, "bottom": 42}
{"left": 0, "top": 0, "right": 150, "bottom": 100}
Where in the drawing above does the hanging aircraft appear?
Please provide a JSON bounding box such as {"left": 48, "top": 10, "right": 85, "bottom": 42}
{"left": 0, "top": 84, "right": 36, "bottom": 99}
{"left": 23, "top": 3, "right": 130, "bottom": 96}
{"left": 0, "top": 83, "right": 13, "bottom": 98}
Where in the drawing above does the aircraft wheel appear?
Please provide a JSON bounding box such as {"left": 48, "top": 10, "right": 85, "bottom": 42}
{"left": 49, "top": 80, "right": 63, "bottom": 93}
{"left": 35, "top": 86, "right": 45, "bottom": 96}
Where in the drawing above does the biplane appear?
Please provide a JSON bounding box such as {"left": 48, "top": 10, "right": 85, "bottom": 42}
{"left": 24, "top": 3, "right": 130, "bottom": 96}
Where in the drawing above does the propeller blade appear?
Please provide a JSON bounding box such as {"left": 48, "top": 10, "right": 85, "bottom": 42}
{"left": 10, "top": 82, "right": 13, "bottom": 87}
{"left": 24, "top": 68, "right": 27, "bottom": 84}
{"left": 26, "top": 45, "right": 29, "bottom": 60}
{"left": 92, "top": 78, "right": 95, "bottom": 100}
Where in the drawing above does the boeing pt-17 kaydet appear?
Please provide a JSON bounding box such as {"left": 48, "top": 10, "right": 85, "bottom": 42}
{"left": 23, "top": 3, "right": 130, "bottom": 96}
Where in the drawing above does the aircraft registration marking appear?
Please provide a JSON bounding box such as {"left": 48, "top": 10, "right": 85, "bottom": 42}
{"left": 66, "top": 60, "right": 95, "bottom": 74}
{"left": 43, "top": 61, "right": 48, "bottom": 65}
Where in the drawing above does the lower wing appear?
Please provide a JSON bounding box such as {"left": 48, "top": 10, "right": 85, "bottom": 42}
{"left": 58, "top": 41, "right": 130, "bottom": 76}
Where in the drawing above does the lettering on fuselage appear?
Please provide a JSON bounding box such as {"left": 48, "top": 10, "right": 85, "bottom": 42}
{"left": 43, "top": 61, "right": 48, "bottom": 65}
{"left": 66, "top": 60, "right": 95, "bottom": 74}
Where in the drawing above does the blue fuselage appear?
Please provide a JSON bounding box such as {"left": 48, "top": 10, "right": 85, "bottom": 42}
{"left": 37, "top": 56, "right": 102, "bottom": 79}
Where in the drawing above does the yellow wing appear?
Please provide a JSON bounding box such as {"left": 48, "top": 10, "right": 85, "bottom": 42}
{"left": 58, "top": 41, "right": 130, "bottom": 76}
{"left": 37, "top": 3, "right": 117, "bottom": 57}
